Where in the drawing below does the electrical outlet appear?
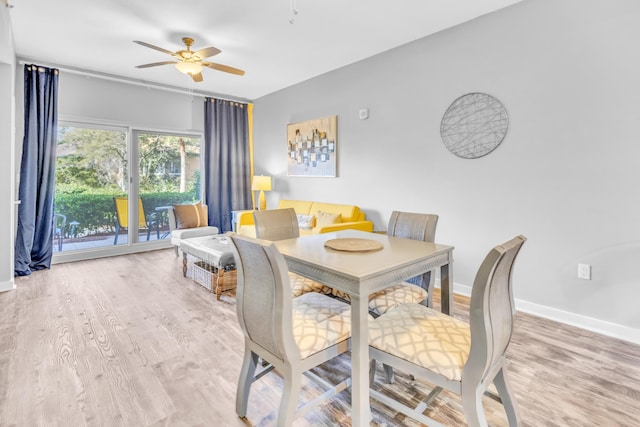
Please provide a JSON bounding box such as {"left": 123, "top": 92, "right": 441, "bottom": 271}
{"left": 578, "top": 264, "right": 591, "bottom": 280}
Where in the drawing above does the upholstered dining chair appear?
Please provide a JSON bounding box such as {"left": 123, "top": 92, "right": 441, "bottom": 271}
{"left": 367, "top": 211, "right": 439, "bottom": 316}
{"left": 253, "top": 208, "right": 328, "bottom": 297}
{"left": 253, "top": 208, "right": 300, "bottom": 241}
{"left": 167, "top": 201, "right": 218, "bottom": 256}
{"left": 368, "top": 235, "right": 526, "bottom": 427}
{"left": 113, "top": 197, "right": 159, "bottom": 245}
{"left": 329, "top": 211, "right": 439, "bottom": 316}
{"left": 229, "top": 233, "right": 352, "bottom": 427}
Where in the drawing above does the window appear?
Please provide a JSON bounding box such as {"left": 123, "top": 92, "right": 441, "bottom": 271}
{"left": 54, "top": 123, "right": 201, "bottom": 255}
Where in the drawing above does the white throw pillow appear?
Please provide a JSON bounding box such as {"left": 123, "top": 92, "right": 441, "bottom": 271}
{"left": 297, "top": 214, "right": 315, "bottom": 229}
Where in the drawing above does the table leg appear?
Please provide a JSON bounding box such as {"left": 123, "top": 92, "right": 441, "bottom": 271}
{"left": 182, "top": 252, "right": 188, "bottom": 277}
{"left": 350, "top": 294, "right": 372, "bottom": 426}
{"left": 440, "top": 263, "right": 453, "bottom": 315}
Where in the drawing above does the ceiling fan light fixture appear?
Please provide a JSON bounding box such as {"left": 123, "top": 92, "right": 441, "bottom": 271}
{"left": 135, "top": 38, "right": 243, "bottom": 78}
{"left": 175, "top": 61, "right": 202, "bottom": 75}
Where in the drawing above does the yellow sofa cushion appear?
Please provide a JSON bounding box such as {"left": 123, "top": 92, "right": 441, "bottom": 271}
{"left": 278, "top": 199, "right": 314, "bottom": 215}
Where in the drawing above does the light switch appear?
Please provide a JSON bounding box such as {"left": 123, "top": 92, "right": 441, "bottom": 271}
{"left": 578, "top": 264, "right": 591, "bottom": 280}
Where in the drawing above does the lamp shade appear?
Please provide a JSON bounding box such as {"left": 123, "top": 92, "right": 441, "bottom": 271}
{"left": 251, "top": 175, "right": 272, "bottom": 191}
{"left": 175, "top": 61, "right": 203, "bottom": 75}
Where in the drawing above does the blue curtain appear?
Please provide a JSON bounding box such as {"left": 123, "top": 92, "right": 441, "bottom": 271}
{"left": 14, "top": 65, "right": 59, "bottom": 276}
{"left": 204, "top": 98, "right": 252, "bottom": 232}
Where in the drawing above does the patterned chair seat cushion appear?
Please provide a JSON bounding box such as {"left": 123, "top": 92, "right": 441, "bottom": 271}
{"left": 328, "top": 287, "right": 350, "bottom": 301}
{"left": 368, "top": 282, "right": 428, "bottom": 316}
{"left": 327, "top": 282, "right": 427, "bottom": 316}
{"left": 288, "top": 272, "right": 330, "bottom": 297}
{"left": 292, "top": 292, "right": 351, "bottom": 359}
{"left": 369, "top": 303, "right": 471, "bottom": 381}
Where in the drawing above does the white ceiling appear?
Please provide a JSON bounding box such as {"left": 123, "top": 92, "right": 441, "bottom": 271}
{"left": 8, "top": 0, "right": 522, "bottom": 101}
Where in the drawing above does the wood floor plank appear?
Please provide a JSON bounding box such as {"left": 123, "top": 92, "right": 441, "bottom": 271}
{"left": 2, "top": 248, "right": 640, "bottom": 426}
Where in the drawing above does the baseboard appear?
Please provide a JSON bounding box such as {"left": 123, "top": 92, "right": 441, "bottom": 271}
{"left": 442, "top": 282, "right": 640, "bottom": 346}
{"left": 0, "top": 278, "right": 16, "bottom": 293}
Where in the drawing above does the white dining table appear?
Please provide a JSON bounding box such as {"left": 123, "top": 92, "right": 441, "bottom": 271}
{"left": 273, "top": 229, "right": 454, "bottom": 425}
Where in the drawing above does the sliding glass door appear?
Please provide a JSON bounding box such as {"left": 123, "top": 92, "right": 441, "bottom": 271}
{"left": 54, "top": 123, "right": 130, "bottom": 251}
{"left": 134, "top": 131, "right": 202, "bottom": 242}
{"left": 54, "top": 122, "right": 201, "bottom": 256}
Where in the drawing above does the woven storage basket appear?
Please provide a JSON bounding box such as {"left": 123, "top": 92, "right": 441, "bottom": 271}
{"left": 192, "top": 261, "right": 237, "bottom": 297}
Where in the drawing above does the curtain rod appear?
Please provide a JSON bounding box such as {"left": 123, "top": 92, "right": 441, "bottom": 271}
{"left": 17, "top": 58, "right": 251, "bottom": 104}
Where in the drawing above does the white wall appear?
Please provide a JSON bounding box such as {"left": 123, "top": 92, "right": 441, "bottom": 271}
{"left": 14, "top": 71, "right": 205, "bottom": 180}
{"left": 253, "top": 0, "right": 640, "bottom": 342}
{"left": 0, "top": 5, "right": 16, "bottom": 292}
{"left": 54, "top": 73, "right": 204, "bottom": 132}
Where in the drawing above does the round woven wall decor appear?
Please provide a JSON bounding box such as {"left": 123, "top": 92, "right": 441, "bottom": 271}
{"left": 440, "top": 93, "right": 509, "bottom": 159}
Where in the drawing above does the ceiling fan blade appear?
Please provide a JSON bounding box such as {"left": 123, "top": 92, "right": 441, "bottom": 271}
{"left": 203, "top": 62, "right": 245, "bottom": 76}
{"left": 194, "top": 46, "right": 221, "bottom": 59}
{"left": 133, "top": 40, "right": 176, "bottom": 56}
{"left": 135, "top": 61, "right": 177, "bottom": 69}
{"left": 191, "top": 72, "right": 204, "bottom": 82}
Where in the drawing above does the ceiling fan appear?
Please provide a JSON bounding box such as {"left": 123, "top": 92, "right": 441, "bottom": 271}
{"left": 134, "top": 37, "right": 245, "bottom": 82}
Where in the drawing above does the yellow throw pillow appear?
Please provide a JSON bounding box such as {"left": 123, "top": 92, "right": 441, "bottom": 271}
{"left": 316, "top": 211, "right": 342, "bottom": 227}
{"left": 173, "top": 202, "right": 208, "bottom": 229}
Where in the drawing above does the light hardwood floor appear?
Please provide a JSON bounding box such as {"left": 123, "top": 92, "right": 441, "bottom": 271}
{"left": 1, "top": 249, "right": 639, "bottom": 426}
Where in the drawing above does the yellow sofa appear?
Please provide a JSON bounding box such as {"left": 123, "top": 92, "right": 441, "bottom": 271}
{"left": 237, "top": 199, "right": 373, "bottom": 237}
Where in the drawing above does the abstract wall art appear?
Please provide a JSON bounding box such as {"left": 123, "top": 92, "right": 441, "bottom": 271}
{"left": 287, "top": 115, "right": 337, "bottom": 177}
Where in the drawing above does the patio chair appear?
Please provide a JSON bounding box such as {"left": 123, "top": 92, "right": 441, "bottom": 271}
{"left": 113, "top": 197, "right": 159, "bottom": 245}
{"left": 52, "top": 213, "right": 66, "bottom": 251}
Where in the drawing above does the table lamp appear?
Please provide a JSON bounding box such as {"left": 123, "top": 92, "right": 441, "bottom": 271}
{"left": 252, "top": 175, "right": 272, "bottom": 210}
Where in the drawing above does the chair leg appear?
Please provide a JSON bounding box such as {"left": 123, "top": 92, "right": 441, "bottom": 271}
{"left": 369, "top": 359, "right": 377, "bottom": 386}
{"left": 461, "top": 383, "right": 488, "bottom": 427}
{"left": 174, "top": 246, "right": 179, "bottom": 257}
{"left": 236, "top": 348, "right": 259, "bottom": 418}
{"left": 383, "top": 363, "right": 395, "bottom": 383}
{"left": 277, "top": 368, "right": 301, "bottom": 427}
{"left": 114, "top": 224, "right": 120, "bottom": 245}
{"left": 493, "top": 367, "right": 520, "bottom": 427}
{"left": 146, "top": 227, "right": 151, "bottom": 241}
